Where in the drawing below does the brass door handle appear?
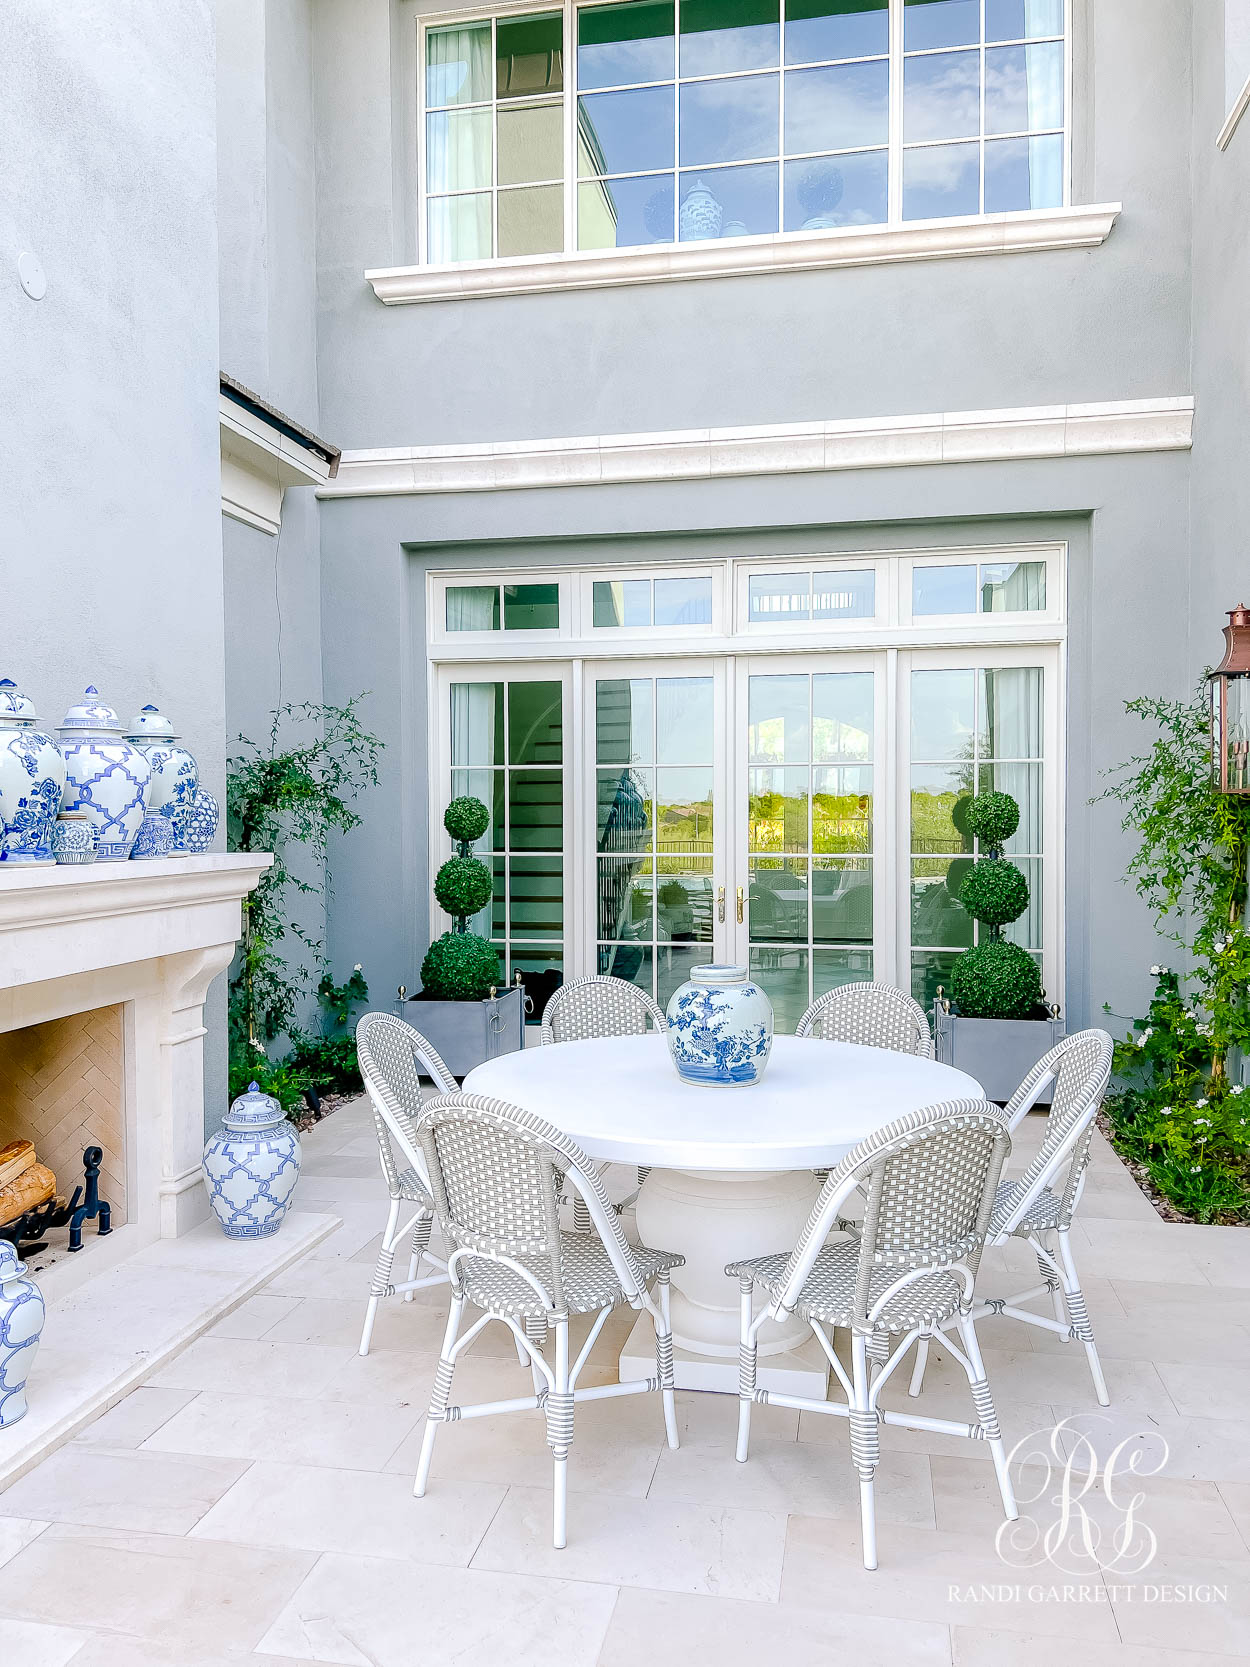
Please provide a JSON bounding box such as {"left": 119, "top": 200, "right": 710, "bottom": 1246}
{"left": 736, "top": 886, "right": 745, "bottom": 924}
{"left": 717, "top": 886, "right": 726, "bottom": 922}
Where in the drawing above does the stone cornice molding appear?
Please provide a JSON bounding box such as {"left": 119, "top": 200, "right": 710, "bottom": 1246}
{"left": 317, "top": 397, "right": 1195, "bottom": 501}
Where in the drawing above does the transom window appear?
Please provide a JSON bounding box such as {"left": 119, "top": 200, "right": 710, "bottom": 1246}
{"left": 421, "top": 0, "right": 1068, "bottom": 263}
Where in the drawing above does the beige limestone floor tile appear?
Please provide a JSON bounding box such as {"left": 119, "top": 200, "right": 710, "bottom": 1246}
{"left": 0, "top": 1514, "right": 49, "bottom": 1568}
{"left": 262, "top": 1295, "right": 518, "bottom": 1359}
{"left": 1157, "top": 1361, "right": 1250, "bottom": 1420}
{"left": 1107, "top": 1552, "right": 1250, "bottom": 1655}
{"left": 298, "top": 1152, "right": 382, "bottom": 1180}
{"left": 952, "top": 1626, "right": 1243, "bottom": 1666}
{"left": 256, "top": 1549, "right": 617, "bottom": 1667}
{"left": 385, "top": 1386, "right": 667, "bottom": 1497}
{"left": 150, "top": 1337, "right": 357, "bottom": 1398}
{"left": 0, "top": 1446, "right": 249, "bottom": 1535}
{"left": 1026, "top": 1311, "right": 1250, "bottom": 1364}
{"left": 471, "top": 1483, "right": 787, "bottom": 1600}
{"left": 976, "top": 1346, "right": 1178, "bottom": 1416}
{"left": 143, "top": 1390, "right": 421, "bottom": 1473}
{"left": 0, "top": 1523, "right": 315, "bottom": 1652}
{"left": 68, "top": 1640, "right": 327, "bottom": 1667}
{"left": 1053, "top": 1408, "right": 1250, "bottom": 1484}
{"left": 780, "top": 1515, "right": 1119, "bottom": 1641}
{"left": 1069, "top": 1221, "right": 1212, "bottom": 1286}
{"left": 209, "top": 1294, "right": 304, "bottom": 1339}
{"left": 323, "top": 1341, "right": 526, "bottom": 1410}
{"left": 599, "top": 1587, "right": 953, "bottom": 1667}
{"left": 1112, "top": 1279, "right": 1250, "bottom": 1324}
{"left": 649, "top": 1433, "right": 936, "bottom": 1528}
{"left": 71, "top": 1386, "right": 197, "bottom": 1448}
{"left": 192, "top": 1458, "right": 505, "bottom": 1565}
{"left": 262, "top": 1254, "right": 442, "bottom": 1303}
{"left": 1187, "top": 1231, "right": 1250, "bottom": 1290}
{"left": 295, "top": 1175, "right": 391, "bottom": 1208}
{"left": 676, "top": 1385, "right": 799, "bottom": 1443}
{"left": 306, "top": 1211, "right": 385, "bottom": 1261}
{"left": 931, "top": 1453, "right": 1248, "bottom": 1562}
{"left": 0, "top": 1618, "right": 90, "bottom": 1667}
{"left": 1220, "top": 1481, "right": 1250, "bottom": 1551}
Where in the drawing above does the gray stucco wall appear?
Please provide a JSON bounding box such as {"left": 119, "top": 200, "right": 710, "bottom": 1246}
{"left": 0, "top": 1, "right": 229, "bottom": 1108}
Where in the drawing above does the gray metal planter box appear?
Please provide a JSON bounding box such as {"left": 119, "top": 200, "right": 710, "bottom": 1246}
{"left": 403, "top": 985, "right": 524, "bottom": 1078}
{"left": 933, "top": 1007, "right": 1065, "bottom": 1104}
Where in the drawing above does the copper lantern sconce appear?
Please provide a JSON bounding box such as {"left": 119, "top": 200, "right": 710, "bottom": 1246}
{"left": 1210, "top": 604, "right": 1250, "bottom": 794}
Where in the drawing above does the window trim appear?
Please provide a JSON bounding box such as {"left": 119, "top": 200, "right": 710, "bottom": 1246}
{"left": 400, "top": 0, "right": 1097, "bottom": 298}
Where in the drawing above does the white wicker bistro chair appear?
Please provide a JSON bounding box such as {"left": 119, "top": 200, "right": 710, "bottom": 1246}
{"left": 796, "top": 981, "right": 934, "bottom": 1057}
{"left": 354, "top": 1012, "right": 457, "bottom": 1357}
{"left": 409, "top": 1089, "right": 683, "bottom": 1549}
{"left": 541, "top": 974, "right": 667, "bottom": 1225}
{"left": 728, "top": 1098, "right": 1016, "bottom": 1570}
{"left": 907, "top": 1029, "right": 1115, "bottom": 1407}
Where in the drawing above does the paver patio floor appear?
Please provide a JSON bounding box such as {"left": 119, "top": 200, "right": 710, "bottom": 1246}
{"left": 2, "top": 1094, "right": 1248, "bottom": 1666}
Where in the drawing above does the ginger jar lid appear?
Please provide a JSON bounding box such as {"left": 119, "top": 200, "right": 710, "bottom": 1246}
{"left": 688, "top": 963, "right": 749, "bottom": 987}
{"left": 0, "top": 678, "right": 38, "bottom": 727}
{"left": 223, "top": 1081, "right": 288, "bottom": 1133}
{"left": 126, "top": 703, "right": 178, "bottom": 743}
{"left": 58, "top": 686, "right": 124, "bottom": 739}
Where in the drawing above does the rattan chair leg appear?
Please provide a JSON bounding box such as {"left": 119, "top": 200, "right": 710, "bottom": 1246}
{"left": 736, "top": 1277, "right": 756, "bottom": 1462}
{"left": 656, "top": 1272, "right": 679, "bottom": 1448}
{"left": 414, "top": 1294, "right": 463, "bottom": 1498}
{"left": 850, "top": 1332, "right": 880, "bottom": 1570}
{"left": 359, "top": 1197, "right": 402, "bottom": 1357}
{"left": 906, "top": 1335, "right": 929, "bottom": 1397}
{"left": 405, "top": 1212, "right": 433, "bottom": 1303}
{"left": 1055, "top": 1228, "right": 1110, "bottom": 1406}
{"left": 548, "top": 1317, "right": 572, "bottom": 1548}
{"left": 953, "top": 1311, "right": 1017, "bottom": 1521}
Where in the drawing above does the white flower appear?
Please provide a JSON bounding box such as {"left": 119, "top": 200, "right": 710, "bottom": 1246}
{"left": 1232, "top": 1084, "right": 1244, "bottom": 1096}
{"left": 1214, "top": 940, "right": 1228, "bottom": 955}
{"left": 1150, "top": 965, "right": 1161, "bottom": 976}
{"left": 251, "top": 1039, "right": 266, "bottom": 1054}
{"left": 1194, "top": 1118, "right": 1211, "bottom": 1126}
{"left": 1136, "top": 1028, "right": 1153, "bottom": 1047}
{"left": 353, "top": 963, "right": 362, "bottom": 972}
{"left": 1196, "top": 1098, "right": 1209, "bottom": 1108}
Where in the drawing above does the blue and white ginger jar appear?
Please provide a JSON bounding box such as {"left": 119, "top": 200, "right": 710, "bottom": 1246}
{"left": 180, "top": 786, "right": 220, "bottom": 854}
{"left": 126, "top": 705, "right": 199, "bottom": 854}
{"left": 57, "top": 687, "right": 152, "bottom": 861}
{"left": 0, "top": 679, "right": 67, "bottom": 866}
{"left": 203, "top": 1081, "right": 301, "bottom": 1239}
{"left": 0, "top": 1241, "right": 45, "bottom": 1428}
{"left": 665, "top": 963, "right": 774, "bottom": 1087}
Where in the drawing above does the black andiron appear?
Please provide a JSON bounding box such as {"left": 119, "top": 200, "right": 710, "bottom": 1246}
{"left": 0, "top": 1146, "right": 113, "bottom": 1254}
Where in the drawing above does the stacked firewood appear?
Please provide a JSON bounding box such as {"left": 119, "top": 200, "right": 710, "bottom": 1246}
{"left": 0, "top": 1139, "right": 60, "bottom": 1227}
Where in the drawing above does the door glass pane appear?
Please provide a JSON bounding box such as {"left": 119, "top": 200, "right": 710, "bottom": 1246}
{"left": 911, "top": 765, "right": 969, "bottom": 852}
{"left": 749, "top": 572, "right": 809, "bottom": 621}
{"left": 451, "top": 769, "right": 505, "bottom": 850}
{"left": 813, "top": 858, "right": 873, "bottom": 942}
{"left": 594, "top": 579, "right": 651, "bottom": 627}
{"left": 658, "top": 858, "right": 714, "bottom": 942}
{"left": 600, "top": 940, "right": 655, "bottom": 994}
{"left": 978, "top": 667, "right": 1042, "bottom": 759}
{"left": 596, "top": 679, "right": 654, "bottom": 763}
{"left": 680, "top": 0, "right": 780, "bottom": 76}
{"left": 656, "top": 768, "right": 714, "bottom": 854}
{"left": 658, "top": 943, "right": 710, "bottom": 1008}
{"left": 912, "top": 858, "right": 974, "bottom": 947}
{"left": 749, "top": 675, "right": 810, "bottom": 763}
{"left": 813, "top": 765, "right": 872, "bottom": 851}
{"left": 512, "top": 948, "right": 563, "bottom": 1024}
{"left": 902, "top": 141, "right": 979, "bottom": 220}
{"left": 784, "top": 150, "right": 888, "bottom": 228}
{"left": 912, "top": 948, "right": 960, "bottom": 1007}
{"left": 578, "top": 1, "right": 676, "bottom": 89}
{"left": 785, "top": 61, "right": 889, "bottom": 154}
{"left": 785, "top": 0, "right": 889, "bottom": 65}
{"left": 509, "top": 769, "right": 562, "bottom": 849}
{"left": 427, "top": 23, "right": 492, "bottom": 107}
{"left": 498, "top": 185, "right": 564, "bottom": 256}
{"left": 914, "top": 563, "right": 977, "bottom": 615}
{"left": 654, "top": 576, "right": 713, "bottom": 625}
{"left": 509, "top": 680, "right": 563, "bottom": 762}
{"left": 657, "top": 678, "right": 714, "bottom": 764}
{"left": 749, "top": 767, "right": 809, "bottom": 852}
{"left": 814, "top": 945, "right": 874, "bottom": 996}
{"left": 911, "top": 669, "right": 974, "bottom": 762}
{"left": 813, "top": 671, "right": 873, "bottom": 761}
{"left": 749, "top": 857, "right": 808, "bottom": 941}
{"left": 598, "top": 766, "right": 653, "bottom": 850}
{"left": 451, "top": 683, "right": 504, "bottom": 765}
{"left": 1002, "top": 856, "right": 1042, "bottom": 951}
{"left": 978, "top": 763, "right": 1042, "bottom": 853}
{"left": 904, "top": 0, "right": 979, "bottom": 51}
{"left": 813, "top": 569, "right": 875, "bottom": 620}
{"left": 498, "top": 100, "right": 563, "bottom": 184}
{"left": 598, "top": 855, "right": 653, "bottom": 937}
{"left": 577, "top": 86, "right": 676, "bottom": 174}
{"left": 510, "top": 856, "right": 563, "bottom": 940}
{"left": 426, "top": 109, "right": 493, "bottom": 192}
{"left": 749, "top": 946, "right": 808, "bottom": 1033}
{"left": 497, "top": 12, "right": 564, "bottom": 97}
{"left": 679, "top": 76, "right": 780, "bottom": 167}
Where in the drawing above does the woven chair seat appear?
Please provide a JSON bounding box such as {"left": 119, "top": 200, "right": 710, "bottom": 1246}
{"left": 458, "top": 1234, "right": 683, "bottom": 1319}
{"left": 991, "top": 1176, "right": 1062, "bottom": 1236}
{"left": 729, "top": 1238, "right": 966, "bottom": 1333}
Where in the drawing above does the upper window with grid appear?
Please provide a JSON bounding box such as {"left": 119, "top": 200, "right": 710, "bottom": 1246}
{"left": 421, "top": 1, "right": 1067, "bottom": 263}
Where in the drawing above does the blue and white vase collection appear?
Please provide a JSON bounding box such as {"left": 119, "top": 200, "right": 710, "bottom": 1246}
{"left": 57, "top": 687, "right": 153, "bottom": 861}
{"left": 202, "top": 1081, "right": 301, "bottom": 1239}
{"left": 126, "top": 704, "right": 199, "bottom": 855}
{"left": 0, "top": 679, "right": 67, "bottom": 866}
{"left": 0, "top": 1241, "right": 45, "bottom": 1428}
{"left": 131, "top": 813, "right": 175, "bottom": 860}
{"left": 180, "top": 787, "right": 220, "bottom": 854}
{"left": 51, "top": 815, "right": 97, "bottom": 864}
{"left": 665, "top": 963, "right": 774, "bottom": 1087}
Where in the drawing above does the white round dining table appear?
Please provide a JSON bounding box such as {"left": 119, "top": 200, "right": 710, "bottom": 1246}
{"left": 464, "top": 1033, "right": 983, "bottom": 1394}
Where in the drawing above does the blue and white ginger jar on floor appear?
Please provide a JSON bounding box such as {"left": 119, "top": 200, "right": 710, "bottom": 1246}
{"left": 57, "top": 688, "right": 152, "bottom": 861}
{"left": 126, "top": 705, "right": 199, "bottom": 854}
{"left": 0, "top": 679, "right": 67, "bottom": 865}
{"left": 203, "top": 1081, "right": 301, "bottom": 1239}
{"left": 0, "top": 1241, "right": 45, "bottom": 1428}
{"left": 665, "top": 963, "right": 774, "bottom": 1087}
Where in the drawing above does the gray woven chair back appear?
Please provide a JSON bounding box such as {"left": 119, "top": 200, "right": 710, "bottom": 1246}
{"left": 994, "top": 1029, "right": 1113, "bottom": 1235}
{"left": 796, "top": 981, "right": 934, "bottom": 1058}
{"left": 779, "top": 1099, "right": 1010, "bottom": 1327}
{"left": 540, "top": 975, "right": 665, "bottom": 1046}
{"left": 356, "top": 1012, "right": 457, "bottom": 1197}
{"left": 415, "top": 1090, "right": 646, "bottom": 1314}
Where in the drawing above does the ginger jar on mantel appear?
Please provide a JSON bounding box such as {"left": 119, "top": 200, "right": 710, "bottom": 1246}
{"left": 0, "top": 1241, "right": 45, "bottom": 1428}
{"left": 126, "top": 704, "right": 199, "bottom": 855}
{"left": 203, "top": 1082, "right": 301, "bottom": 1239}
{"left": 0, "top": 678, "right": 66, "bottom": 865}
{"left": 57, "top": 687, "right": 153, "bottom": 861}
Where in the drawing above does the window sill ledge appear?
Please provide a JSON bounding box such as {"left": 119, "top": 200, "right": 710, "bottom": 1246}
{"left": 365, "top": 203, "right": 1121, "bottom": 306}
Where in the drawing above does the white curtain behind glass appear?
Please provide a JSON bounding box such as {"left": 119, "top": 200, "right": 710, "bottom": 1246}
{"left": 426, "top": 25, "right": 493, "bottom": 262}
{"left": 450, "top": 680, "right": 499, "bottom": 938}
{"left": 1024, "top": 2, "right": 1063, "bottom": 208}
{"left": 983, "top": 667, "right": 1043, "bottom": 954}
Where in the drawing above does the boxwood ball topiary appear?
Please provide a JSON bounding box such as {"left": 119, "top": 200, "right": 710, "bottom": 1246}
{"left": 444, "top": 795, "right": 490, "bottom": 845}
{"left": 959, "top": 858, "right": 1029, "bottom": 927}
{"left": 950, "top": 939, "right": 1041, "bottom": 1019}
{"left": 433, "top": 854, "right": 493, "bottom": 919}
{"left": 421, "top": 932, "right": 501, "bottom": 1002}
{"left": 964, "top": 790, "right": 1019, "bottom": 850}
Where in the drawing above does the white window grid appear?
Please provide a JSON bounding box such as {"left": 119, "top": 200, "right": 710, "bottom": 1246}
{"left": 417, "top": 0, "right": 1072, "bottom": 264}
